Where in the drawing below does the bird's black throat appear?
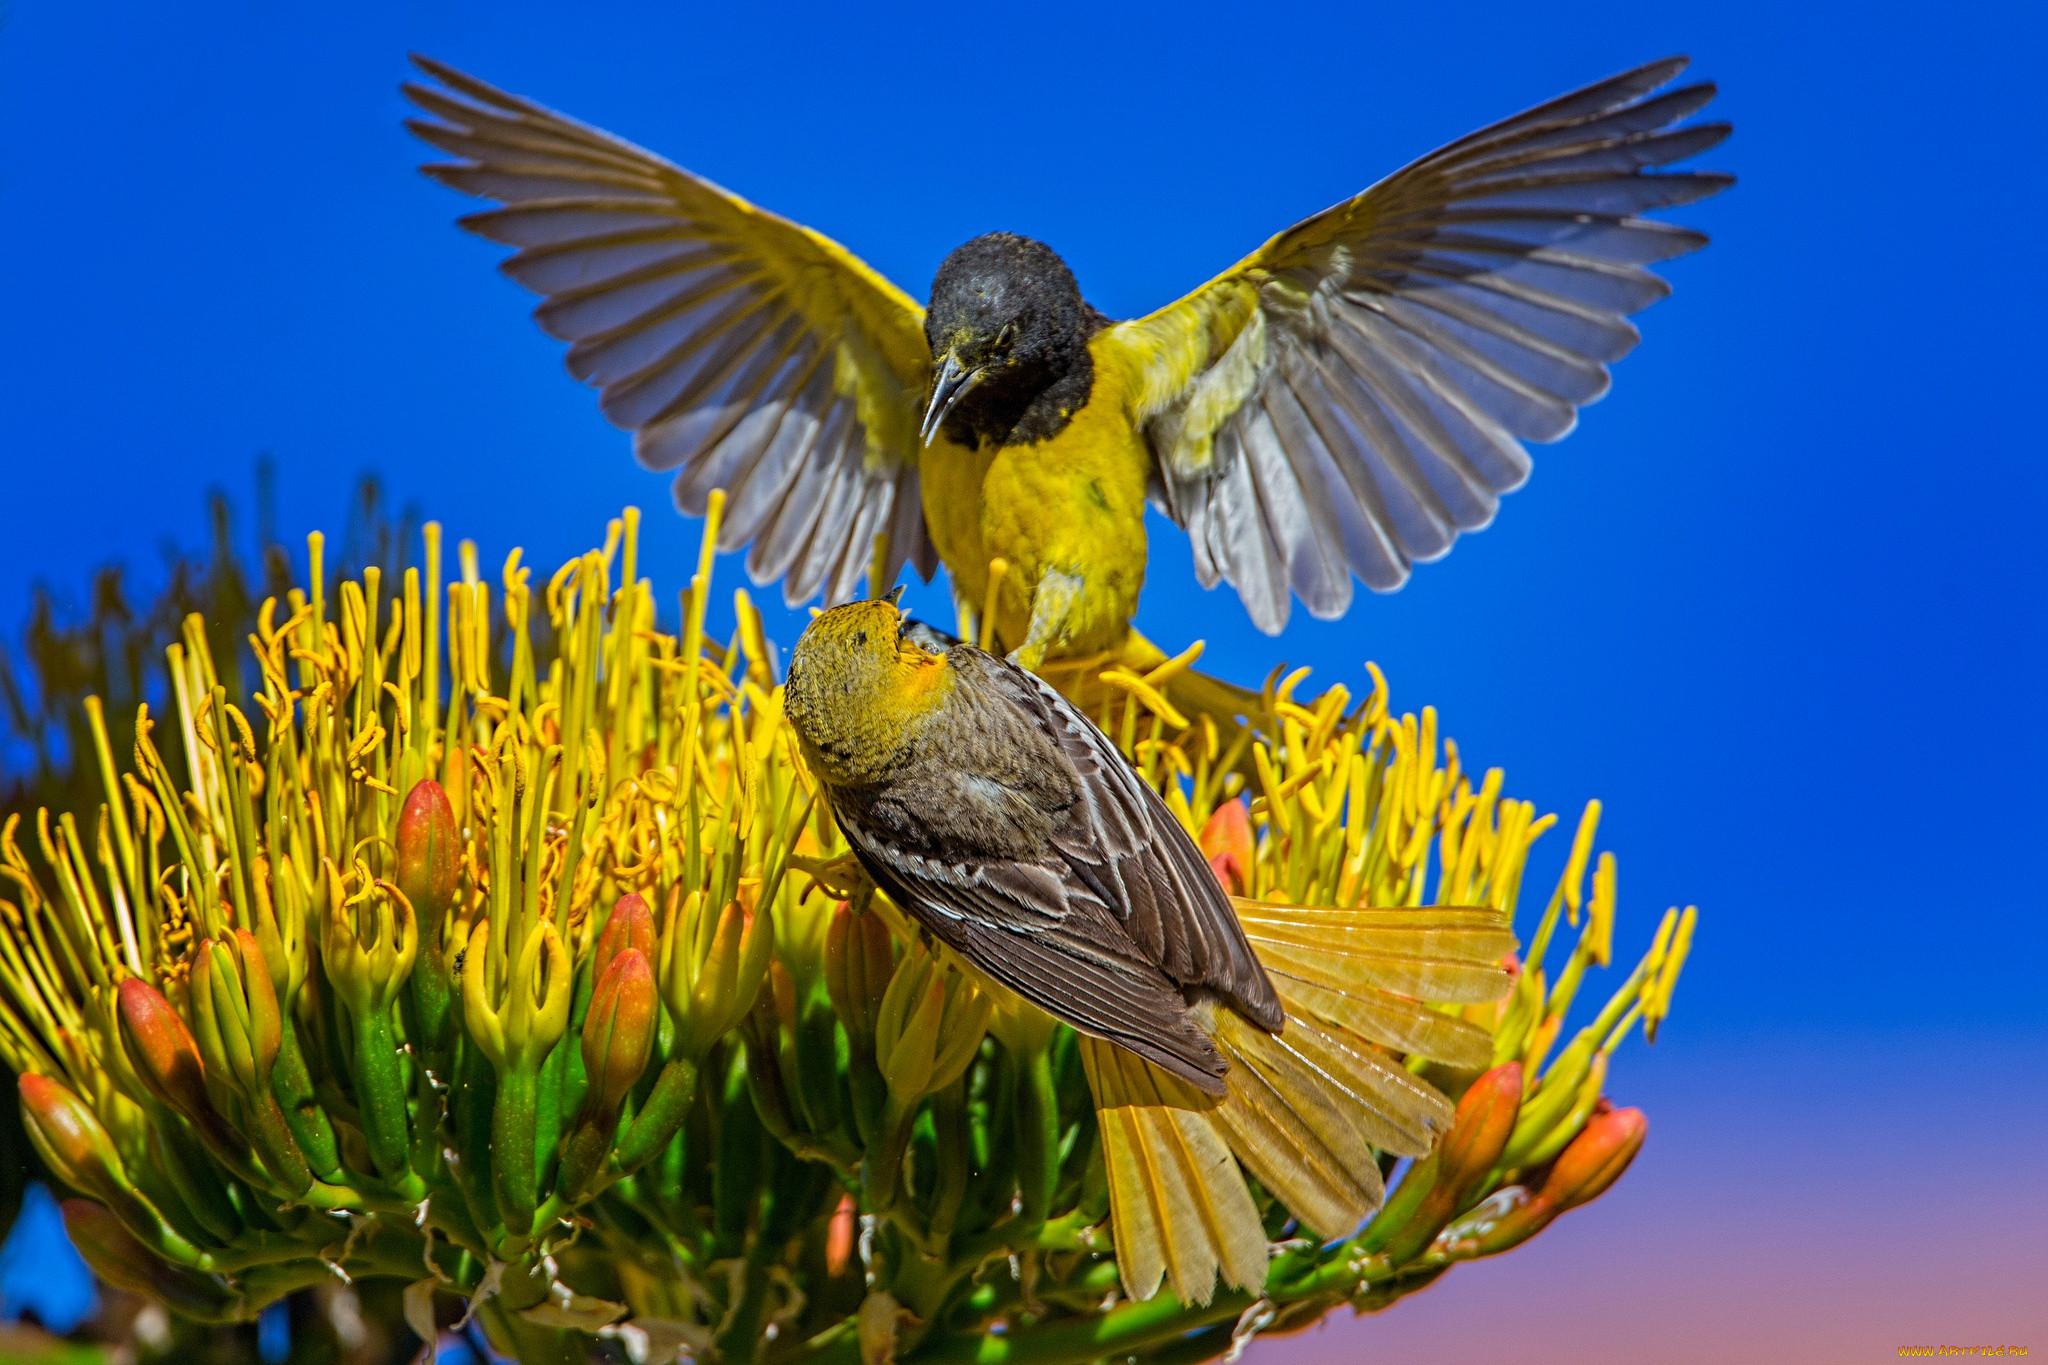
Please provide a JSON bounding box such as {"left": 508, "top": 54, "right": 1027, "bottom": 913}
{"left": 926, "top": 233, "right": 1111, "bottom": 449}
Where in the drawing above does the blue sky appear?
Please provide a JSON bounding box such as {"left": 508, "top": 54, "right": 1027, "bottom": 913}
{"left": 2, "top": 0, "right": 2044, "bottom": 1346}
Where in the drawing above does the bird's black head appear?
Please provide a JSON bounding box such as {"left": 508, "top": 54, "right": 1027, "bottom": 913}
{"left": 922, "top": 233, "right": 1105, "bottom": 449}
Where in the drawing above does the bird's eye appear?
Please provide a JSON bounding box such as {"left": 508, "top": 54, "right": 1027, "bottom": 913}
{"left": 995, "top": 323, "right": 1017, "bottom": 351}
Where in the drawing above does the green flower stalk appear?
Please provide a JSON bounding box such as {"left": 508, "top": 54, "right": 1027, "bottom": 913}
{"left": 461, "top": 911, "right": 572, "bottom": 1241}
{"left": 322, "top": 861, "right": 421, "bottom": 1191}
{"left": 0, "top": 501, "right": 1698, "bottom": 1364}
{"left": 62, "top": 1197, "right": 238, "bottom": 1320}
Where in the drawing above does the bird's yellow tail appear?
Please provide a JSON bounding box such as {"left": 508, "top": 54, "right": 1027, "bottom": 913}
{"left": 1084, "top": 904, "right": 1515, "bottom": 1304}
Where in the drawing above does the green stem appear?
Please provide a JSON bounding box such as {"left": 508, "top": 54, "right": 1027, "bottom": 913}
{"left": 349, "top": 1006, "right": 413, "bottom": 1183}
{"left": 928, "top": 1081, "right": 969, "bottom": 1247}
{"left": 1016, "top": 1045, "right": 1058, "bottom": 1232}
{"left": 613, "top": 1056, "right": 697, "bottom": 1173}
{"left": 269, "top": 1018, "right": 340, "bottom": 1179}
{"left": 492, "top": 1065, "right": 540, "bottom": 1245}
{"left": 244, "top": 1090, "right": 313, "bottom": 1196}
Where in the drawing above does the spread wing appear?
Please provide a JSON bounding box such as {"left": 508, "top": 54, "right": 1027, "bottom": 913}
{"left": 836, "top": 650, "right": 1278, "bottom": 1094}
{"left": 404, "top": 57, "right": 937, "bottom": 607}
{"left": 1107, "top": 57, "right": 1731, "bottom": 632}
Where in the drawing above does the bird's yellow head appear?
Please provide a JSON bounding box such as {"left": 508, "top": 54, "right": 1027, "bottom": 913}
{"left": 921, "top": 232, "right": 1099, "bottom": 448}
{"left": 784, "top": 592, "right": 955, "bottom": 788}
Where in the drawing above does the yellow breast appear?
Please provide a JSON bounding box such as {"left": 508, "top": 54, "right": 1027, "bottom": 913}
{"left": 918, "top": 335, "right": 1153, "bottom": 656}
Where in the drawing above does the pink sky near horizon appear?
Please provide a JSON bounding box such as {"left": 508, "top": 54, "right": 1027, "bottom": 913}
{"left": 1248, "top": 1031, "right": 2048, "bottom": 1363}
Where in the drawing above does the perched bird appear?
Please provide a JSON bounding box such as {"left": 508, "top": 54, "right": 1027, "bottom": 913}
{"left": 784, "top": 594, "right": 1515, "bottom": 1299}
{"left": 406, "top": 56, "right": 1729, "bottom": 669}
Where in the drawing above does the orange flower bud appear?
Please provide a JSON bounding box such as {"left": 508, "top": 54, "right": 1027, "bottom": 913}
{"left": 1543, "top": 1104, "right": 1646, "bottom": 1214}
{"left": 396, "top": 778, "right": 460, "bottom": 928}
{"left": 593, "top": 892, "right": 657, "bottom": 983}
{"left": 825, "top": 1192, "right": 857, "bottom": 1278}
{"left": 1369, "top": 1062, "right": 1523, "bottom": 1264}
{"left": 18, "top": 1073, "right": 125, "bottom": 1196}
{"left": 581, "top": 948, "right": 657, "bottom": 1116}
{"left": 1459, "top": 1105, "right": 1647, "bottom": 1256}
{"left": 1438, "top": 1062, "right": 1523, "bottom": 1192}
{"left": 1200, "top": 800, "right": 1255, "bottom": 896}
{"left": 116, "top": 978, "right": 213, "bottom": 1123}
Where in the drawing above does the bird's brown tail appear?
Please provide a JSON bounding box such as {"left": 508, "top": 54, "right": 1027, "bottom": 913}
{"left": 1084, "top": 905, "right": 1515, "bottom": 1305}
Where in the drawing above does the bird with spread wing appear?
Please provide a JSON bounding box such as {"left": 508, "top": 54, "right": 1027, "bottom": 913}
{"left": 405, "top": 56, "right": 1727, "bottom": 676}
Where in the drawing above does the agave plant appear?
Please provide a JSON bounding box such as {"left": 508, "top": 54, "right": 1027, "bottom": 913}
{"left": 0, "top": 496, "right": 1692, "bottom": 1364}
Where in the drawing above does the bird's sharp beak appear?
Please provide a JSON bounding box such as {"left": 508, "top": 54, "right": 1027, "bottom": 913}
{"left": 920, "top": 352, "right": 983, "bottom": 447}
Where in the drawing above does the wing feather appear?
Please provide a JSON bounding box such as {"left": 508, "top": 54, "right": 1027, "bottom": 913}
{"left": 1109, "top": 57, "right": 1729, "bottom": 630}
{"left": 834, "top": 648, "right": 1283, "bottom": 1093}
{"left": 405, "top": 57, "right": 936, "bottom": 604}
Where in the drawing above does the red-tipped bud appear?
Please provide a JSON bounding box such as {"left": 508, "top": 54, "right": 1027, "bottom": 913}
{"left": 581, "top": 949, "right": 657, "bottom": 1116}
{"left": 18, "top": 1073, "right": 125, "bottom": 1196}
{"left": 593, "top": 893, "right": 657, "bottom": 983}
{"left": 116, "top": 978, "right": 213, "bottom": 1123}
{"left": 1464, "top": 1106, "right": 1647, "bottom": 1256}
{"left": 1438, "top": 1063, "right": 1523, "bottom": 1192}
{"left": 61, "top": 1199, "right": 232, "bottom": 1317}
{"left": 1369, "top": 1062, "right": 1525, "bottom": 1264}
{"left": 825, "top": 1192, "right": 857, "bottom": 1278}
{"left": 769, "top": 960, "right": 798, "bottom": 1031}
{"left": 396, "top": 778, "right": 460, "bottom": 927}
{"left": 1542, "top": 1105, "right": 1646, "bottom": 1214}
{"left": 825, "top": 903, "right": 895, "bottom": 1052}
{"left": 1201, "top": 800, "right": 1255, "bottom": 896}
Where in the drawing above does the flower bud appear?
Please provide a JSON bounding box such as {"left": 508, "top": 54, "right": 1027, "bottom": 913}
{"left": 1543, "top": 1104, "right": 1645, "bottom": 1214}
{"left": 825, "top": 902, "right": 894, "bottom": 1054}
{"left": 249, "top": 855, "right": 308, "bottom": 1007}
{"left": 116, "top": 978, "right": 213, "bottom": 1124}
{"left": 825, "top": 1192, "right": 857, "bottom": 1278}
{"left": 660, "top": 890, "right": 773, "bottom": 1061}
{"left": 190, "top": 931, "right": 283, "bottom": 1100}
{"left": 581, "top": 948, "right": 657, "bottom": 1116}
{"left": 61, "top": 1199, "right": 233, "bottom": 1317}
{"left": 1463, "top": 1106, "right": 1647, "bottom": 1256}
{"left": 593, "top": 892, "right": 657, "bottom": 984}
{"left": 396, "top": 778, "right": 460, "bottom": 929}
{"left": 874, "top": 947, "right": 991, "bottom": 1104}
{"left": 18, "top": 1073, "right": 126, "bottom": 1197}
{"left": 1201, "top": 799, "right": 1255, "bottom": 897}
{"left": 1367, "top": 1062, "right": 1522, "bottom": 1264}
{"left": 1438, "top": 1062, "right": 1523, "bottom": 1192}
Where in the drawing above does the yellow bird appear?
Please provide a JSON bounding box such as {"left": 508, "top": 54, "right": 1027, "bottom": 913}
{"left": 406, "top": 56, "right": 1728, "bottom": 669}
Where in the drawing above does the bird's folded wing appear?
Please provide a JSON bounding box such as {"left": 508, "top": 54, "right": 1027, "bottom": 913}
{"left": 404, "top": 57, "right": 937, "bottom": 607}
{"left": 837, "top": 810, "right": 1231, "bottom": 1092}
{"left": 991, "top": 655, "right": 1283, "bottom": 1029}
{"left": 1103, "top": 57, "right": 1731, "bottom": 633}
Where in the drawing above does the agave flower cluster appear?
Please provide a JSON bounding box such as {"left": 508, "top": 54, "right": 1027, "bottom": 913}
{"left": 0, "top": 498, "right": 1693, "bottom": 1365}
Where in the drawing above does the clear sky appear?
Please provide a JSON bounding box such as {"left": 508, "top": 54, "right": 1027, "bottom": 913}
{"left": 2, "top": 0, "right": 2043, "bottom": 1356}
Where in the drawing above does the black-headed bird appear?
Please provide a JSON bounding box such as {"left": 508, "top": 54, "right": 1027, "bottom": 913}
{"left": 406, "top": 57, "right": 1727, "bottom": 669}
{"left": 782, "top": 594, "right": 1516, "bottom": 1301}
